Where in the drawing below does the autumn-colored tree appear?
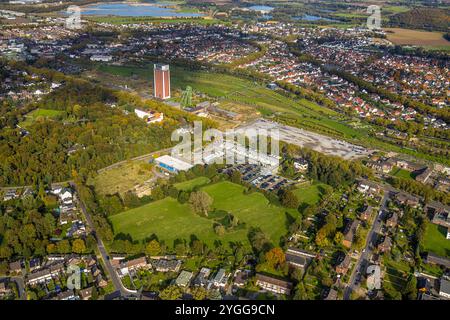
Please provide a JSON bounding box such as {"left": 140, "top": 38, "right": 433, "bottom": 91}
{"left": 146, "top": 239, "right": 161, "bottom": 256}
{"left": 191, "top": 286, "right": 207, "bottom": 300}
{"left": 265, "top": 247, "right": 286, "bottom": 268}
{"left": 72, "top": 239, "right": 86, "bottom": 254}
{"left": 189, "top": 191, "right": 213, "bottom": 217}
{"left": 159, "top": 285, "right": 182, "bottom": 300}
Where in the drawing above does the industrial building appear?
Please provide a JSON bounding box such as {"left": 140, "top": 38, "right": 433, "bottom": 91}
{"left": 154, "top": 155, "right": 193, "bottom": 173}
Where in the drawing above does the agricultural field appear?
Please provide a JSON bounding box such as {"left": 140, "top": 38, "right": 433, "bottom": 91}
{"left": 174, "top": 176, "right": 211, "bottom": 191}
{"left": 88, "top": 160, "right": 153, "bottom": 196}
{"left": 384, "top": 28, "right": 450, "bottom": 47}
{"left": 109, "top": 181, "right": 298, "bottom": 248}
{"left": 20, "top": 108, "right": 65, "bottom": 127}
{"left": 422, "top": 223, "right": 450, "bottom": 258}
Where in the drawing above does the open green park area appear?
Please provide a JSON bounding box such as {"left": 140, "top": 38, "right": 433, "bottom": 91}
{"left": 422, "top": 223, "right": 450, "bottom": 258}
{"left": 109, "top": 181, "right": 302, "bottom": 248}
{"left": 390, "top": 167, "right": 415, "bottom": 180}
{"left": 20, "top": 108, "right": 65, "bottom": 128}
{"left": 292, "top": 182, "right": 328, "bottom": 206}
{"left": 174, "top": 176, "right": 211, "bottom": 191}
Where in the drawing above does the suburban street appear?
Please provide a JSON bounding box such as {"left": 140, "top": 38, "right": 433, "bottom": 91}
{"left": 0, "top": 276, "right": 26, "bottom": 300}
{"left": 343, "top": 188, "right": 389, "bottom": 300}
{"left": 70, "top": 182, "right": 138, "bottom": 299}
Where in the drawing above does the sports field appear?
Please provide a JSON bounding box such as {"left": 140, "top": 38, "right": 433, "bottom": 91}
{"left": 422, "top": 223, "right": 450, "bottom": 258}
{"left": 109, "top": 181, "right": 298, "bottom": 247}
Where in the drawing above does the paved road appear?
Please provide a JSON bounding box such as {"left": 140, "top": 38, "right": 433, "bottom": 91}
{"left": 343, "top": 188, "right": 389, "bottom": 300}
{"left": 70, "top": 182, "right": 138, "bottom": 299}
{"left": 0, "top": 276, "right": 26, "bottom": 300}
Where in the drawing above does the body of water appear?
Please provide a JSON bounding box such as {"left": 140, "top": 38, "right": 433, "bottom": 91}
{"left": 81, "top": 3, "right": 204, "bottom": 17}
{"left": 294, "top": 14, "right": 338, "bottom": 22}
{"left": 248, "top": 5, "right": 274, "bottom": 13}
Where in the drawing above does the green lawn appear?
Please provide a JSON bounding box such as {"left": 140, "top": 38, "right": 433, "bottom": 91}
{"left": 422, "top": 223, "right": 450, "bottom": 258}
{"left": 292, "top": 183, "right": 327, "bottom": 206}
{"left": 390, "top": 167, "right": 414, "bottom": 180}
{"left": 174, "top": 176, "right": 211, "bottom": 191}
{"left": 110, "top": 181, "right": 298, "bottom": 248}
{"left": 20, "top": 108, "right": 65, "bottom": 127}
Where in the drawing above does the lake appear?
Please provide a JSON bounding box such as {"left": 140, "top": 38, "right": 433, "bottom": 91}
{"left": 248, "top": 5, "right": 274, "bottom": 13}
{"left": 81, "top": 2, "right": 204, "bottom": 17}
{"left": 294, "top": 14, "right": 339, "bottom": 22}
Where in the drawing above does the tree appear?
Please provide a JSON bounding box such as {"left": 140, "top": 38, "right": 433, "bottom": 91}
{"left": 334, "top": 232, "right": 344, "bottom": 245}
{"left": 265, "top": 247, "right": 286, "bottom": 269}
{"left": 189, "top": 191, "right": 213, "bottom": 217}
{"left": 191, "top": 286, "right": 207, "bottom": 300}
{"left": 403, "top": 274, "right": 417, "bottom": 300}
{"left": 57, "top": 240, "right": 71, "bottom": 254}
{"left": 146, "top": 239, "right": 161, "bottom": 256}
{"left": 159, "top": 285, "right": 182, "bottom": 300}
{"left": 214, "top": 225, "right": 226, "bottom": 236}
{"left": 293, "top": 281, "right": 308, "bottom": 300}
{"left": 72, "top": 239, "right": 86, "bottom": 254}
{"left": 280, "top": 190, "right": 299, "bottom": 209}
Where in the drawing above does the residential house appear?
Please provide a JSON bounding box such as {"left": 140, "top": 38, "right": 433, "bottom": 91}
{"left": 395, "top": 192, "right": 420, "bottom": 208}
{"left": 386, "top": 212, "right": 398, "bottom": 228}
{"left": 79, "top": 287, "right": 93, "bottom": 300}
{"left": 324, "top": 288, "right": 338, "bottom": 300}
{"left": 378, "top": 236, "right": 392, "bottom": 253}
{"left": 152, "top": 259, "right": 181, "bottom": 273}
{"left": 233, "top": 270, "right": 250, "bottom": 287}
{"left": 336, "top": 255, "right": 351, "bottom": 274}
{"left": 9, "top": 260, "right": 22, "bottom": 274}
{"left": 425, "top": 253, "right": 450, "bottom": 269}
{"left": 56, "top": 289, "right": 77, "bottom": 300}
{"left": 415, "top": 167, "right": 433, "bottom": 184}
{"left": 342, "top": 220, "right": 360, "bottom": 248}
{"left": 212, "top": 268, "right": 229, "bottom": 288}
{"left": 193, "top": 267, "right": 211, "bottom": 287}
{"left": 175, "top": 270, "right": 193, "bottom": 287}
{"left": 29, "top": 258, "right": 41, "bottom": 272}
{"left": 293, "top": 158, "right": 309, "bottom": 172}
{"left": 359, "top": 206, "right": 372, "bottom": 221}
{"left": 285, "top": 247, "right": 314, "bottom": 269}
{"left": 255, "top": 274, "right": 293, "bottom": 295}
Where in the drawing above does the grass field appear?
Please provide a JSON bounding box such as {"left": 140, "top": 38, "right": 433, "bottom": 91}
{"left": 174, "top": 177, "right": 210, "bottom": 191}
{"left": 384, "top": 28, "right": 450, "bottom": 47}
{"left": 292, "top": 183, "right": 327, "bottom": 206}
{"left": 422, "top": 223, "right": 450, "bottom": 258}
{"left": 390, "top": 167, "right": 414, "bottom": 180}
{"left": 109, "top": 181, "right": 298, "bottom": 247}
{"left": 88, "top": 160, "right": 153, "bottom": 196}
{"left": 20, "top": 108, "right": 65, "bottom": 127}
